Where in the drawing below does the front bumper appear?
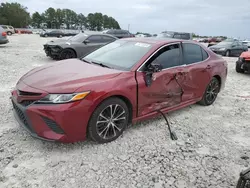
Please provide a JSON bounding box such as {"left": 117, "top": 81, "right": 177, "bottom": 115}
{"left": 11, "top": 87, "right": 92, "bottom": 143}
{"left": 43, "top": 45, "right": 62, "bottom": 59}
{"left": 237, "top": 60, "right": 250, "bottom": 71}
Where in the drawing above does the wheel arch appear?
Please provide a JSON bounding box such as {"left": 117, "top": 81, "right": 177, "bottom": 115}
{"left": 62, "top": 47, "right": 77, "bottom": 57}
{"left": 88, "top": 94, "right": 134, "bottom": 127}
{"left": 213, "top": 75, "right": 222, "bottom": 92}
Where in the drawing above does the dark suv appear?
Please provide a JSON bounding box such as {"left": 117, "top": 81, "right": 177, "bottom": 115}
{"left": 157, "top": 31, "right": 192, "bottom": 40}
{"left": 102, "top": 29, "right": 134, "bottom": 39}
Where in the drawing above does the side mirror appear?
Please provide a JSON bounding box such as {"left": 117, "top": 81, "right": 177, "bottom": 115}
{"left": 147, "top": 63, "right": 163, "bottom": 73}
{"left": 144, "top": 63, "right": 163, "bottom": 87}
{"left": 84, "top": 39, "right": 90, "bottom": 44}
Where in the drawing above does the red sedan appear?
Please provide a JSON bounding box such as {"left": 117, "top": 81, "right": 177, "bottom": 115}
{"left": 11, "top": 38, "right": 228, "bottom": 143}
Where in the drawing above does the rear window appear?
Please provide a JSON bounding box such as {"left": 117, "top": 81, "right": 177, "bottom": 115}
{"left": 201, "top": 48, "right": 209, "bottom": 60}
{"left": 1, "top": 26, "right": 7, "bottom": 29}
{"left": 182, "top": 43, "right": 203, "bottom": 64}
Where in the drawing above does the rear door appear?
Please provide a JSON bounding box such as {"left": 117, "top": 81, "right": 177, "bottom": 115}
{"left": 136, "top": 42, "right": 184, "bottom": 116}
{"left": 177, "top": 42, "right": 211, "bottom": 101}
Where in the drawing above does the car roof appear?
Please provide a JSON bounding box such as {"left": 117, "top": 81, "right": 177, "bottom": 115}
{"left": 119, "top": 37, "right": 194, "bottom": 45}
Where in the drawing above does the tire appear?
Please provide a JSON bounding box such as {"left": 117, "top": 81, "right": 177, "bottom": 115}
{"left": 45, "top": 34, "right": 48, "bottom": 37}
{"left": 88, "top": 97, "right": 129, "bottom": 143}
{"left": 7, "top": 31, "right": 12, "bottom": 36}
{"left": 236, "top": 61, "right": 244, "bottom": 73}
{"left": 225, "top": 50, "right": 230, "bottom": 57}
{"left": 198, "top": 77, "right": 220, "bottom": 106}
{"left": 59, "top": 49, "right": 76, "bottom": 60}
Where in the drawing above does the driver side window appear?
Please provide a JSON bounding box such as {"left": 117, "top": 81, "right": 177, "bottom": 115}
{"left": 87, "top": 35, "right": 102, "bottom": 43}
{"left": 149, "top": 43, "right": 181, "bottom": 69}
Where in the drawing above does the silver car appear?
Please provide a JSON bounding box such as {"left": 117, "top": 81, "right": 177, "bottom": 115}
{"left": 43, "top": 33, "right": 118, "bottom": 60}
{"left": 0, "top": 25, "right": 15, "bottom": 35}
{"left": 0, "top": 25, "right": 9, "bottom": 45}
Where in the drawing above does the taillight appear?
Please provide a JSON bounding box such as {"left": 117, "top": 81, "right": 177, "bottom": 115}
{"left": 2, "top": 32, "right": 7, "bottom": 37}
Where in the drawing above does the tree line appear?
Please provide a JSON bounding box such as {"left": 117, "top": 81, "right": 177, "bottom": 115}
{"left": 0, "top": 2, "right": 121, "bottom": 31}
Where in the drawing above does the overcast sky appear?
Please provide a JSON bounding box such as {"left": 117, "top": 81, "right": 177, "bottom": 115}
{"left": 8, "top": 0, "right": 250, "bottom": 39}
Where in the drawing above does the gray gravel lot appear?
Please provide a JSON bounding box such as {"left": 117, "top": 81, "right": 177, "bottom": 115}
{"left": 0, "top": 34, "right": 250, "bottom": 188}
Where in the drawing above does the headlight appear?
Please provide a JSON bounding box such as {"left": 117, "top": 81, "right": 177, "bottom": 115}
{"left": 218, "top": 48, "right": 226, "bottom": 51}
{"left": 37, "top": 91, "right": 90, "bottom": 104}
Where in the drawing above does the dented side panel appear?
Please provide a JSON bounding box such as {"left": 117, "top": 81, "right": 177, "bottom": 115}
{"left": 136, "top": 68, "right": 183, "bottom": 116}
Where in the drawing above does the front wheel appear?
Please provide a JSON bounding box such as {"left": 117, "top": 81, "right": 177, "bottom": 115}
{"left": 198, "top": 77, "right": 220, "bottom": 106}
{"left": 88, "top": 97, "right": 129, "bottom": 143}
{"left": 7, "top": 31, "right": 12, "bottom": 36}
{"left": 59, "top": 49, "right": 76, "bottom": 60}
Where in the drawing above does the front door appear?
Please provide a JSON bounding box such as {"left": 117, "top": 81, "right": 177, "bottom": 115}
{"left": 136, "top": 43, "right": 184, "bottom": 116}
{"left": 80, "top": 35, "right": 105, "bottom": 57}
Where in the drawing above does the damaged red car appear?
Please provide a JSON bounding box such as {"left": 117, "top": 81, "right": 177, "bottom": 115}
{"left": 236, "top": 51, "right": 250, "bottom": 73}
{"left": 11, "top": 38, "right": 228, "bottom": 143}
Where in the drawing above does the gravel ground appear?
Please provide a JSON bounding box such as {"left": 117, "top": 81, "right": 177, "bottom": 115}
{"left": 0, "top": 34, "right": 250, "bottom": 188}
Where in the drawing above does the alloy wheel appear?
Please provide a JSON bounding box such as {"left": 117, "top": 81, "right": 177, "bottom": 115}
{"left": 96, "top": 104, "right": 126, "bottom": 140}
{"left": 205, "top": 78, "right": 220, "bottom": 104}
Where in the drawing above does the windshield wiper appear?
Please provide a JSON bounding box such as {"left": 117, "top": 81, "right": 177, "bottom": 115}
{"left": 91, "top": 61, "right": 112, "bottom": 68}
{"left": 81, "top": 58, "right": 92, "bottom": 64}
{"left": 81, "top": 58, "right": 112, "bottom": 69}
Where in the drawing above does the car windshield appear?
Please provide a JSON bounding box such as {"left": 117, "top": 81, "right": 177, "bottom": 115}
{"left": 82, "top": 40, "right": 153, "bottom": 71}
{"left": 69, "top": 33, "right": 89, "bottom": 42}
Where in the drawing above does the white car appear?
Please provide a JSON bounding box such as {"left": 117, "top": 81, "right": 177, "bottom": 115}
{"left": 242, "top": 40, "right": 250, "bottom": 48}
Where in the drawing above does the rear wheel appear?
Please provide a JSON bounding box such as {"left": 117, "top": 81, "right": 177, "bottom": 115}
{"left": 225, "top": 50, "right": 230, "bottom": 57}
{"left": 88, "top": 97, "right": 129, "bottom": 143}
{"left": 7, "top": 31, "right": 12, "bottom": 36}
{"left": 198, "top": 77, "right": 220, "bottom": 106}
{"left": 59, "top": 49, "right": 76, "bottom": 60}
{"left": 236, "top": 61, "right": 244, "bottom": 73}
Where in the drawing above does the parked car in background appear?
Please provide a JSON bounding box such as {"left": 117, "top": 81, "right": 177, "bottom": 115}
{"left": 40, "top": 30, "right": 77, "bottom": 38}
{"left": 15, "top": 29, "right": 33, "bottom": 34}
{"left": 156, "top": 31, "right": 193, "bottom": 40}
{"left": 209, "top": 38, "right": 248, "bottom": 57}
{"left": 242, "top": 40, "right": 250, "bottom": 48}
{"left": 11, "top": 37, "right": 227, "bottom": 143}
{"left": 0, "top": 25, "right": 9, "bottom": 44}
{"left": 43, "top": 33, "right": 118, "bottom": 60}
{"left": 0, "top": 25, "right": 15, "bottom": 35}
{"left": 102, "top": 29, "right": 135, "bottom": 38}
{"left": 235, "top": 51, "right": 250, "bottom": 73}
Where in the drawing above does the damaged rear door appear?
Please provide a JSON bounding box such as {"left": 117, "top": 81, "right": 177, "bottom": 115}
{"left": 136, "top": 42, "right": 184, "bottom": 116}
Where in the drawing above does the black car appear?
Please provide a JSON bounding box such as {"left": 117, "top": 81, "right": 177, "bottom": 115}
{"left": 102, "top": 29, "right": 134, "bottom": 39}
{"left": 236, "top": 168, "right": 250, "bottom": 188}
{"left": 40, "top": 30, "right": 77, "bottom": 38}
{"left": 209, "top": 39, "right": 248, "bottom": 57}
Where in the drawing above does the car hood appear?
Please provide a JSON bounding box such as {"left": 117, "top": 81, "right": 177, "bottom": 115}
{"left": 45, "top": 39, "right": 79, "bottom": 47}
{"left": 210, "top": 44, "right": 231, "bottom": 49}
{"left": 19, "top": 59, "right": 124, "bottom": 93}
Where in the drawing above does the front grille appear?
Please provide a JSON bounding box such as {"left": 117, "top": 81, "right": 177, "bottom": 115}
{"left": 12, "top": 100, "right": 34, "bottom": 133}
{"left": 20, "top": 100, "right": 35, "bottom": 107}
{"left": 41, "top": 116, "right": 64, "bottom": 134}
{"left": 18, "top": 90, "right": 41, "bottom": 96}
